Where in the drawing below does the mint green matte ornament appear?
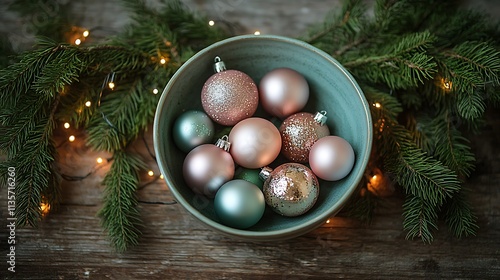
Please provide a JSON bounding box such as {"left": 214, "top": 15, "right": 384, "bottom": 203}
{"left": 234, "top": 167, "right": 263, "bottom": 190}
{"left": 173, "top": 110, "right": 214, "bottom": 153}
{"left": 214, "top": 180, "right": 265, "bottom": 229}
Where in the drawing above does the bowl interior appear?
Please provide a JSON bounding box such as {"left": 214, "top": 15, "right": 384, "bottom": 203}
{"left": 154, "top": 35, "right": 372, "bottom": 239}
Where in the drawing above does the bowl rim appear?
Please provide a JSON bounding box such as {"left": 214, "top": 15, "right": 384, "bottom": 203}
{"left": 153, "top": 34, "right": 373, "bottom": 240}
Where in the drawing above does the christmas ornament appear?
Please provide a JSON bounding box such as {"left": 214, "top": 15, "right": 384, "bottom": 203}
{"left": 228, "top": 117, "right": 281, "bottom": 169}
{"left": 279, "top": 111, "right": 330, "bottom": 163}
{"left": 214, "top": 179, "right": 265, "bottom": 229}
{"left": 234, "top": 167, "right": 263, "bottom": 190}
{"left": 260, "top": 163, "right": 319, "bottom": 217}
{"left": 173, "top": 110, "right": 215, "bottom": 153}
{"left": 201, "top": 56, "right": 259, "bottom": 126}
{"left": 309, "top": 136, "right": 355, "bottom": 181}
{"left": 183, "top": 136, "right": 235, "bottom": 197}
{"left": 259, "top": 68, "right": 309, "bottom": 118}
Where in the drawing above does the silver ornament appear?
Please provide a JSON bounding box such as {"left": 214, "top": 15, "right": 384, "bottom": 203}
{"left": 214, "top": 179, "right": 265, "bottom": 229}
{"left": 173, "top": 110, "right": 215, "bottom": 153}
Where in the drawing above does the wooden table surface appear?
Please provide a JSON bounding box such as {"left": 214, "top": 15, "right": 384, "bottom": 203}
{"left": 1, "top": 110, "right": 498, "bottom": 280}
{"left": 1, "top": 1, "right": 500, "bottom": 279}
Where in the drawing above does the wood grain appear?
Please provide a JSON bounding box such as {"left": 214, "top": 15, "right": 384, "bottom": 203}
{"left": 1, "top": 109, "right": 498, "bottom": 279}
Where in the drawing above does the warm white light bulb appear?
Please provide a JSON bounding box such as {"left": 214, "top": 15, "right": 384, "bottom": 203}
{"left": 148, "top": 170, "right": 154, "bottom": 177}
{"left": 159, "top": 174, "right": 164, "bottom": 179}
{"left": 96, "top": 157, "right": 103, "bottom": 164}
{"left": 153, "top": 88, "right": 159, "bottom": 94}
{"left": 85, "top": 101, "right": 91, "bottom": 107}
{"left": 68, "top": 135, "right": 76, "bottom": 142}
{"left": 160, "top": 58, "right": 166, "bottom": 64}
{"left": 373, "top": 102, "right": 381, "bottom": 108}
{"left": 63, "top": 122, "right": 70, "bottom": 129}
{"left": 254, "top": 30, "right": 261, "bottom": 35}
{"left": 108, "top": 82, "right": 115, "bottom": 89}
{"left": 208, "top": 20, "right": 215, "bottom": 26}
{"left": 75, "top": 38, "right": 81, "bottom": 45}
{"left": 83, "top": 30, "right": 89, "bottom": 37}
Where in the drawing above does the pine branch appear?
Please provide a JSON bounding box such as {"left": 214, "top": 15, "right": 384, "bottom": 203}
{"left": 384, "top": 124, "right": 461, "bottom": 206}
{"left": 444, "top": 189, "right": 478, "bottom": 238}
{"left": 437, "top": 41, "right": 500, "bottom": 120}
{"left": 345, "top": 32, "right": 437, "bottom": 89}
{"left": 403, "top": 194, "right": 438, "bottom": 243}
{"left": 433, "top": 117, "right": 476, "bottom": 178}
{"left": 98, "top": 151, "right": 146, "bottom": 252}
{"left": 1, "top": 95, "right": 61, "bottom": 227}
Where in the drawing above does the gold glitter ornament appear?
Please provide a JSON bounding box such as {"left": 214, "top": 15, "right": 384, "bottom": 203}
{"left": 260, "top": 163, "right": 320, "bottom": 217}
{"left": 279, "top": 111, "right": 330, "bottom": 163}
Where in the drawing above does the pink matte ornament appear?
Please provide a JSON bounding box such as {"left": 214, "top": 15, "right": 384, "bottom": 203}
{"left": 228, "top": 117, "right": 282, "bottom": 169}
{"left": 183, "top": 136, "right": 235, "bottom": 197}
{"left": 259, "top": 68, "right": 309, "bottom": 119}
{"left": 201, "top": 56, "right": 259, "bottom": 126}
{"left": 309, "top": 136, "right": 355, "bottom": 181}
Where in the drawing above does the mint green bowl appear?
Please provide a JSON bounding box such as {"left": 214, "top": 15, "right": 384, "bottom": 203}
{"left": 153, "top": 35, "right": 372, "bottom": 241}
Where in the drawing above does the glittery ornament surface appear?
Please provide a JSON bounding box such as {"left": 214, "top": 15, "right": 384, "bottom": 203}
{"left": 280, "top": 112, "right": 330, "bottom": 163}
{"left": 263, "top": 163, "right": 319, "bottom": 217}
{"left": 201, "top": 70, "right": 258, "bottom": 126}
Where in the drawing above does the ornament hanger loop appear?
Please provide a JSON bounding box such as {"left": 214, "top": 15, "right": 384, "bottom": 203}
{"left": 215, "top": 135, "right": 231, "bottom": 151}
{"left": 314, "top": 110, "right": 328, "bottom": 125}
{"left": 213, "top": 56, "right": 227, "bottom": 73}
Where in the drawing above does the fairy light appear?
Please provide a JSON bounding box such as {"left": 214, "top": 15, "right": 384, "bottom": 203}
{"left": 148, "top": 170, "right": 154, "bottom": 177}
{"left": 108, "top": 81, "right": 115, "bottom": 89}
{"left": 40, "top": 201, "right": 51, "bottom": 217}
{"left": 160, "top": 58, "right": 167, "bottom": 64}
{"left": 208, "top": 20, "right": 215, "bottom": 26}
{"left": 96, "top": 157, "right": 103, "bottom": 164}
{"left": 325, "top": 219, "right": 331, "bottom": 224}
{"left": 83, "top": 30, "right": 90, "bottom": 37}
{"left": 68, "top": 135, "right": 76, "bottom": 142}
{"left": 160, "top": 174, "right": 164, "bottom": 179}
{"left": 373, "top": 102, "right": 381, "bottom": 108}
{"left": 254, "top": 30, "right": 261, "bottom": 35}
{"left": 85, "top": 101, "right": 91, "bottom": 107}
{"left": 442, "top": 79, "right": 452, "bottom": 90}
{"left": 75, "top": 38, "right": 81, "bottom": 45}
{"left": 153, "top": 88, "right": 159, "bottom": 94}
{"left": 63, "top": 122, "right": 70, "bottom": 129}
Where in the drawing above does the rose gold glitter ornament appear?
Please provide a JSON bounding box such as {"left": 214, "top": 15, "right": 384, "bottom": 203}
{"left": 201, "top": 56, "right": 259, "bottom": 126}
{"left": 259, "top": 163, "right": 319, "bottom": 217}
{"left": 183, "top": 135, "right": 235, "bottom": 197}
{"left": 228, "top": 117, "right": 281, "bottom": 169}
{"left": 259, "top": 68, "right": 309, "bottom": 119}
{"left": 279, "top": 111, "right": 330, "bottom": 163}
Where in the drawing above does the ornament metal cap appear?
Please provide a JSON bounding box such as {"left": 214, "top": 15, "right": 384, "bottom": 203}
{"left": 215, "top": 135, "right": 231, "bottom": 152}
{"left": 314, "top": 110, "right": 328, "bottom": 126}
{"left": 213, "top": 56, "right": 227, "bottom": 73}
{"left": 259, "top": 166, "right": 273, "bottom": 181}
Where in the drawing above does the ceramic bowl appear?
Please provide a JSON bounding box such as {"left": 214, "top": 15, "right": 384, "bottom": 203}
{"left": 153, "top": 35, "right": 372, "bottom": 241}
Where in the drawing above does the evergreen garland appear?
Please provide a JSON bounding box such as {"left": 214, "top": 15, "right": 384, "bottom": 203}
{"left": 1, "top": 0, "right": 499, "bottom": 250}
